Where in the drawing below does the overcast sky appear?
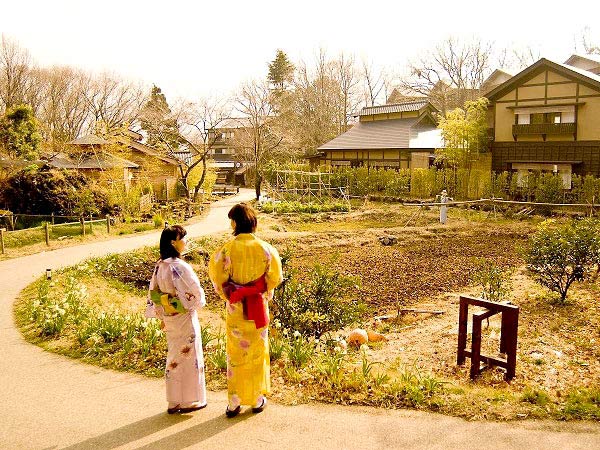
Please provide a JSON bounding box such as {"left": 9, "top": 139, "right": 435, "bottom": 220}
{"left": 1, "top": 0, "right": 598, "bottom": 103}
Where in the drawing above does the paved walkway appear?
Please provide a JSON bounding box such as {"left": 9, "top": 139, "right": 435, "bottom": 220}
{"left": 0, "top": 190, "right": 598, "bottom": 449}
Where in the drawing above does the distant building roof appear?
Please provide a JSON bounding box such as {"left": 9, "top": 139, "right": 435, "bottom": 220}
{"left": 68, "top": 135, "right": 111, "bottom": 146}
{"left": 124, "top": 139, "right": 181, "bottom": 165}
{"left": 318, "top": 117, "right": 441, "bottom": 151}
{"left": 47, "top": 152, "right": 138, "bottom": 170}
{"left": 564, "top": 53, "right": 600, "bottom": 67}
{"left": 357, "top": 100, "right": 432, "bottom": 117}
{"left": 215, "top": 117, "right": 253, "bottom": 129}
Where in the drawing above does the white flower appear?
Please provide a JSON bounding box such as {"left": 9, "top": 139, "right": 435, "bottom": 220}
{"left": 360, "top": 344, "right": 369, "bottom": 353}
{"left": 293, "top": 330, "right": 301, "bottom": 338}
{"left": 334, "top": 346, "right": 341, "bottom": 353}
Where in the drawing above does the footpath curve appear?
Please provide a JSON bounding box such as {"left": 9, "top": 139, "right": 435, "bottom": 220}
{"left": 0, "top": 190, "right": 598, "bottom": 450}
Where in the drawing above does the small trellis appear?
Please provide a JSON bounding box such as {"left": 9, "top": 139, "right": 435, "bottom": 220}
{"left": 267, "top": 170, "right": 350, "bottom": 206}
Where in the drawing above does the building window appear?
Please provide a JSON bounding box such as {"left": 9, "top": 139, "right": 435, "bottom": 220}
{"left": 530, "top": 112, "right": 561, "bottom": 124}
{"left": 214, "top": 149, "right": 223, "bottom": 154}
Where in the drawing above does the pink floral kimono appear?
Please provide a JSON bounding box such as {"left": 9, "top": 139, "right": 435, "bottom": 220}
{"left": 146, "top": 257, "right": 207, "bottom": 408}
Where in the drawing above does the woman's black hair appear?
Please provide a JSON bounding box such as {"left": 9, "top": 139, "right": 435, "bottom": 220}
{"left": 159, "top": 224, "right": 187, "bottom": 260}
{"left": 228, "top": 203, "right": 257, "bottom": 236}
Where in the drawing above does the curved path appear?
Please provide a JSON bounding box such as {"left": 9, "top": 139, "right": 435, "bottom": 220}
{"left": 0, "top": 190, "right": 598, "bottom": 449}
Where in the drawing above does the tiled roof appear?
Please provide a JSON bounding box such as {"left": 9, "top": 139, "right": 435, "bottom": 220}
{"left": 554, "top": 60, "right": 600, "bottom": 84}
{"left": 318, "top": 118, "right": 441, "bottom": 151}
{"left": 125, "top": 139, "right": 181, "bottom": 165}
{"left": 564, "top": 53, "right": 600, "bottom": 66}
{"left": 68, "top": 134, "right": 111, "bottom": 146}
{"left": 357, "top": 101, "right": 431, "bottom": 117}
{"left": 47, "top": 152, "right": 138, "bottom": 169}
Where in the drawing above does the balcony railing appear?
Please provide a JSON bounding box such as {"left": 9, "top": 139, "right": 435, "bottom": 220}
{"left": 512, "top": 122, "right": 576, "bottom": 135}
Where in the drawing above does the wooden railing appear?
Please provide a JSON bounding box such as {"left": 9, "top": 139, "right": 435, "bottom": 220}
{"left": 512, "top": 122, "right": 576, "bottom": 135}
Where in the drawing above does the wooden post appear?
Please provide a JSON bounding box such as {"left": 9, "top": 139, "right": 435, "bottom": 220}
{"left": 106, "top": 215, "right": 111, "bottom": 234}
{"left": 505, "top": 309, "right": 519, "bottom": 380}
{"left": 89, "top": 214, "right": 93, "bottom": 233}
{"left": 45, "top": 222, "right": 50, "bottom": 246}
{"left": 0, "top": 228, "right": 5, "bottom": 254}
{"left": 80, "top": 216, "right": 85, "bottom": 236}
{"left": 470, "top": 316, "right": 482, "bottom": 379}
{"left": 457, "top": 298, "right": 469, "bottom": 365}
{"left": 51, "top": 212, "right": 55, "bottom": 225}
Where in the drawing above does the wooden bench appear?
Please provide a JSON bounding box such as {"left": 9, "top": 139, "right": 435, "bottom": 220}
{"left": 457, "top": 295, "right": 519, "bottom": 381}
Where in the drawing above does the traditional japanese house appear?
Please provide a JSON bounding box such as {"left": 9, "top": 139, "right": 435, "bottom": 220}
{"left": 485, "top": 56, "right": 600, "bottom": 187}
{"left": 313, "top": 100, "right": 443, "bottom": 170}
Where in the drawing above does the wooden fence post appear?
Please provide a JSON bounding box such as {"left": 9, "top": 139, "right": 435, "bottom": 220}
{"left": 0, "top": 228, "right": 4, "bottom": 254}
{"left": 45, "top": 222, "right": 50, "bottom": 246}
{"left": 106, "top": 215, "right": 111, "bottom": 234}
{"left": 80, "top": 216, "right": 85, "bottom": 236}
{"left": 89, "top": 214, "right": 93, "bottom": 233}
{"left": 51, "top": 212, "right": 55, "bottom": 225}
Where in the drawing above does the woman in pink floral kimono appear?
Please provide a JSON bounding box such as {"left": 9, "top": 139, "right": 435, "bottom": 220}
{"left": 146, "top": 225, "right": 207, "bottom": 414}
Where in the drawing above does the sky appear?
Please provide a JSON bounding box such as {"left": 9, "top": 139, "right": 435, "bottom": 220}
{"left": 1, "top": 0, "right": 599, "bottom": 103}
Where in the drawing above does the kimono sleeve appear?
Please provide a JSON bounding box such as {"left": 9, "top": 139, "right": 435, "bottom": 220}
{"left": 171, "top": 262, "right": 206, "bottom": 311}
{"left": 208, "top": 245, "right": 231, "bottom": 298}
{"left": 145, "top": 263, "right": 164, "bottom": 319}
{"left": 265, "top": 244, "right": 283, "bottom": 291}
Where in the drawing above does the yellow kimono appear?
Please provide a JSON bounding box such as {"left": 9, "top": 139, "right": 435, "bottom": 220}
{"left": 208, "top": 233, "right": 283, "bottom": 408}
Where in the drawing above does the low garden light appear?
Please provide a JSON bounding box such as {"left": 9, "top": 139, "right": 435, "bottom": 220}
{"left": 46, "top": 268, "right": 52, "bottom": 280}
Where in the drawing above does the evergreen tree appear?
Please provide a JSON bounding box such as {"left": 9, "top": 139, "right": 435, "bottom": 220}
{"left": 0, "top": 104, "right": 42, "bottom": 160}
{"left": 268, "top": 50, "right": 294, "bottom": 91}
{"left": 139, "top": 85, "right": 181, "bottom": 150}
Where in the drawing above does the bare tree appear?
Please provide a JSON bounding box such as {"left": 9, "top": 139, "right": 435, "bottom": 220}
{"left": 235, "top": 79, "right": 282, "bottom": 199}
{"left": 510, "top": 46, "right": 541, "bottom": 70}
{"left": 581, "top": 27, "right": 600, "bottom": 55}
{"left": 37, "top": 66, "right": 91, "bottom": 145}
{"left": 84, "top": 72, "right": 145, "bottom": 134}
{"left": 361, "top": 59, "right": 386, "bottom": 107}
{"left": 334, "top": 52, "right": 361, "bottom": 131}
{"left": 0, "top": 34, "right": 33, "bottom": 111}
{"left": 140, "top": 95, "right": 231, "bottom": 207}
{"left": 399, "top": 37, "right": 494, "bottom": 115}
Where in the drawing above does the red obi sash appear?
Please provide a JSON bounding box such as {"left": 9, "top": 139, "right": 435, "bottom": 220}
{"left": 222, "top": 275, "right": 268, "bottom": 329}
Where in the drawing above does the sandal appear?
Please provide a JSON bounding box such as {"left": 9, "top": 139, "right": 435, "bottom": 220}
{"left": 167, "top": 404, "right": 181, "bottom": 414}
{"left": 225, "top": 405, "right": 241, "bottom": 418}
{"left": 252, "top": 397, "right": 267, "bottom": 413}
{"left": 179, "top": 403, "right": 207, "bottom": 413}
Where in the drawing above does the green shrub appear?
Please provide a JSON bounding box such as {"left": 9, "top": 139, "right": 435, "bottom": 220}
{"left": 535, "top": 173, "right": 564, "bottom": 205}
{"left": 521, "top": 387, "right": 550, "bottom": 406}
{"left": 272, "top": 262, "right": 365, "bottom": 338}
{"left": 152, "top": 214, "right": 164, "bottom": 228}
{"left": 0, "top": 167, "right": 109, "bottom": 217}
{"left": 286, "top": 332, "right": 315, "bottom": 367}
{"left": 525, "top": 218, "right": 600, "bottom": 302}
{"left": 472, "top": 260, "right": 513, "bottom": 302}
{"left": 561, "top": 387, "right": 600, "bottom": 420}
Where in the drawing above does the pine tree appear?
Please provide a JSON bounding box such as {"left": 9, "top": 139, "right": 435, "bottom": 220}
{"left": 139, "top": 85, "right": 181, "bottom": 150}
{"left": 0, "top": 104, "right": 42, "bottom": 160}
{"left": 268, "top": 50, "right": 294, "bottom": 91}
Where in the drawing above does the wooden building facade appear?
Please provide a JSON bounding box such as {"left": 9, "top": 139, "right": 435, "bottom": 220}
{"left": 486, "top": 55, "right": 600, "bottom": 187}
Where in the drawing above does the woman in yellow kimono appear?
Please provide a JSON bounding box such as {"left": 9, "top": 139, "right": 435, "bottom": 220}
{"left": 208, "top": 203, "right": 283, "bottom": 417}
